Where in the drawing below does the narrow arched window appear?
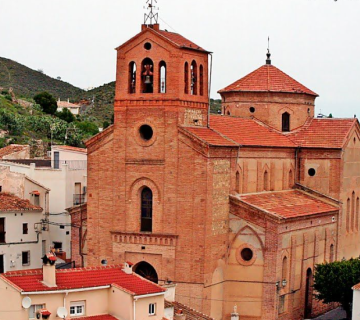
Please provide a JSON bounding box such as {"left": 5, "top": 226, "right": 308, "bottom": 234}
{"left": 351, "top": 191, "right": 355, "bottom": 232}
{"left": 356, "top": 197, "right": 359, "bottom": 231}
{"left": 346, "top": 198, "right": 350, "bottom": 233}
{"left": 282, "top": 256, "right": 288, "bottom": 282}
{"left": 184, "top": 62, "right": 189, "bottom": 94}
{"left": 264, "top": 171, "right": 270, "bottom": 191}
{"left": 191, "top": 60, "right": 198, "bottom": 95}
{"left": 141, "top": 58, "right": 154, "bottom": 94}
{"left": 199, "top": 65, "right": 204, "bottom": 96}
{"left": 282, "top": 112, "right": 290, "bottom": 132}
{"left": 159, "top": 61, "right": 166, "bottom": 93}
{"left": 329, "top": 244, "right": 334, "bottom": 262}
{"left": 289, "top": 169, "right": 293, "bottom": 189}
{"left": 141, "top": 187, "right": 153, "bottom": 232}
{"left": 235, "top": 171, "right": 240, "bottom": 193}
{"left": 129, "top": 62, "right": 136, "bottom": 94}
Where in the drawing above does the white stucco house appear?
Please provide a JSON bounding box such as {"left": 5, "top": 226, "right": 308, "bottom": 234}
{"left": 0, "top": 145, "right": 87, "bottom": 261}
{"left": 57, "top": 99, "right": 81, "bottom": 115}
{"left": 353, "top": 283, "right": 360, "bottom": 320}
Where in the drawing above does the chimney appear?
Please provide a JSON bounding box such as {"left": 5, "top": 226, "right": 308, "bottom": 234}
{"left": 122, "top": 261, "right": 134, "bottom": 275}
{"left": 231, "top": 306, "right": 239, "bottom": 320}
{"left": 174, "top": 309, "right": 186, "bottom": 320}
{"left": 41, "top": 252, "right": 57, "bottom": 287}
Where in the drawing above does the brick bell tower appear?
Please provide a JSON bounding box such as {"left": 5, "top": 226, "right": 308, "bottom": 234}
{"left": 86, "top": 0, "right": 211, "bottom": 293}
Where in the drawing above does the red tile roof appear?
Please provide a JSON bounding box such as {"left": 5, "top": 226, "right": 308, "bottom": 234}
{"left": 165, "top": 301, "right": 214, "bottom": 320}
{"left": 353, "top": 283, "right": 360, "bottom": 290}
{"left": 74, "top": 316, "right": 118, "bottom": 320}
{"left": 208, "top": 115, "right": 295, "bottom": 147}
{"left": 184, "top": 127, "right": 237, "bottom": 146}
{"left": 218, "top": 64, "right": 318, "bottom": 96}
{"left": 57, "top": 101, "right": 80, "bottom": 108}
{"left": 1, "top": 265, "right": 165, "bottom": 295}
{"left": 289, "top": 118, "right": 357, "bottom": 148}
{"left": 0, "top": 193, "right": 43, "bottom": 212}
{"left": 155, "top": 30, "right": 207, "bottom": 52}
{"left": 237, "top": 190, "right": 338, "bottom": 219}
{"left": 0, "top": 144, "right": 28, "bottom": 159}
{"left": 53, "top": 145, "right": 87, "bottom": 154}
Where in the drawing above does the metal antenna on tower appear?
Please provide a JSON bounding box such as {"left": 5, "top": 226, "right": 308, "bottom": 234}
{"left": 266, "top": 36, "right": 271, "bottom": 65}
{"left": 144, "top": 0, "right": 159, "bottom": 25}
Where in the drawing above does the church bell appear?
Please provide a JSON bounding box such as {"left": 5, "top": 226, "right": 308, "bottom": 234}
{"left": 145, "top": 75, "right": 152, "bottom": 84}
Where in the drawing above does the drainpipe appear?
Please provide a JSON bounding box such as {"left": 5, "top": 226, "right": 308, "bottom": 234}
{"left": 133, "top": 298, "right": 137, "bottom": 320}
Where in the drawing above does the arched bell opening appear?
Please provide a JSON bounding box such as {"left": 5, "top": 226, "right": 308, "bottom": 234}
{"left": 141, "top": 58, "right": 154, "bottom": 93}
{"left": 159, "top": 61, "right": 167, "bottom": 93}
{"left": 184, "top": 62, "right": 189, "bottom": 94}
{"left": 191, "top": 60, "right": 198, "bottom": 95}
{"left": 133, "top": 261, "right": 158, "bottom": 283}
{"left": 199, "top": 64, "right": 204, "bottom": 96}
{"left": 128, "top": 62, "right": 137, "bottom": 94}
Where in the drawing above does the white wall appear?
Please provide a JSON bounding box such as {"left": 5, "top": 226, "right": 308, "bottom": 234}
{"left": 353, "top": 289, "right": 360, "bottom": 320}
{"left": 0, "top": 210, "right": 44, "bottom": 272}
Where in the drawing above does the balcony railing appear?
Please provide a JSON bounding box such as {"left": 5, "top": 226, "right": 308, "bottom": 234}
{"left": 73, "top": 194, "right": 86, "bottom": 206}
{"left": 2, "top": 159, "right": 87, "bottom": 170}
{"left": 0, "top": 232, "right": 5, "bottom": 244}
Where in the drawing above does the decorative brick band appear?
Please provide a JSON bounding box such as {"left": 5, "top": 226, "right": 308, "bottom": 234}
{"left": 111, "top": 232, "right": 178, "bottom": 247}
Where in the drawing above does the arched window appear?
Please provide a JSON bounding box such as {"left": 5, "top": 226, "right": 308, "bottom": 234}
{"left": 184, "top": 62, "right": 189, "bottom": 94}
{"left": 329, "top": 244, "right": 334, "bottom": 262}
{"left": 227, "top": 110, "right": 231, "bottom": 116}
{"left": 141, "top": 58, "right": 154, "bottom": 93}
{"left": 264, "top": 171, "right": 270, "bottom": 191}
{"left": 356, "top": 197, "right": 359, "bottom": 232}
{"left": 159, "top": 61, "right": 166, "bottom": 93}
{"left": 282, "top": 112, "right": 290, "bottom": 132}
{"left": 141, "top": 187, "right": 153, "bottom": 232}
{"left": 128, "top": 62, "right": 136, "bottom": 94}
{"left": 199, "top": 65, "right": 204, "bottom": 96}
{"left": 235, "top": 171, "right": 240, "bottom": 193}
{"left": 351, "top": 191, "right": 355, "bottom": 232}
{"left": 289, "top": 169, "right": 293, "bottom": 189}
{"left": 191, "top": 60, "right": 198, "bottom": 95}
{"left": 282, "top": 256, "right": 288, "bottom": 282}
{"left": 346, "top": 198, "right": 350, "bottom": 233}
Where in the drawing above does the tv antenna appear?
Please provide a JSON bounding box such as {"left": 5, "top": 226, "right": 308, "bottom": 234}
{"left": 144, "top": 0, "right": 159, "bottom": 25}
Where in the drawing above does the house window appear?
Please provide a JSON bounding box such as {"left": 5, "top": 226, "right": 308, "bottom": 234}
{"left": 149, "top": 303, "right": 156, "bottom": 315}
{"left": 0, "top": 218, "right": 5, "bottom": 244}
{"left": 34, "top": 195, "right": 40, "bottom": 206}
{"left": 282, "top": 112, "right": 290, "bottom": 132}
{"left": 29, "top": 304, "right": 45, "bottom": 319}
{"left": 141, "top": 187, "right": 153, "bottom": 232}
{"left": 23, "top": 223, "right": 28, "bottom": 235}
{"left": 70, "top": 301, "right": 85, "bottom": 316}
{"left": 22, "top": 251, "right": 30, "bottom": 266}
{"left": 53, "top": 242, "right": 62, "bottom": 252}
{"left": 54, "top": 151, "right": 60, "bottom": 169}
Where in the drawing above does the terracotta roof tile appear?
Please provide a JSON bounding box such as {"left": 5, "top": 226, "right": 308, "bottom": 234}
{"left": 165, "top": 301, "right": 214, "bottom": 320}
{"left": 74, "top": 315, "right": 118, "bottom": 320}
{"left": 218, "top": 64, "right": 317, "bottom": 96}
{"left": 155, "top": 30, "right": 207, "bottom": 52}
{"left": 0, "top": 193, "right": 42, "bottom": 212}
{"left": 184, "top": 127, "right": 237, "bottom": 146}
{"left": 57, "top": 101, "right": 80, "bottom": 108}
{"left": 353, "top": 283, "right": 360, "bottom": 290}
{"left": 53, "top": 145, "right": 87, "bottom": 154}
{"left": 208, "top": 115, "right": 295, "bottom": 147}
{"left": 1, "top": 265, "right": 165, "bottom": 295}
{"left": 0, "top": 144, "right": 28, "bottom": 159}
{"left": 237, "top": 190, "right": 338, "bottom": 219}
{"left": 289, "top": 118, "right": 356, "bottom": 148}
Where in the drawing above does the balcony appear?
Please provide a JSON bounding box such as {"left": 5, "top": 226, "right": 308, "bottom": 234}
{"left": 73, "top": 194, "right": 86, "bottom": 206}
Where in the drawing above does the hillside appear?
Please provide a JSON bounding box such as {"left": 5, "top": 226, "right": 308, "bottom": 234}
{"left": 0, "top": 57, "right": 84, "bottom": 99}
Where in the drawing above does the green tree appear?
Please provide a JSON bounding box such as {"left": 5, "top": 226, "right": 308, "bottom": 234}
{"left": 33, "top": 92, "right": 58, "bottom": 115}
{"left": 329, "top": 113, "right": 333, "bottom": 118}
{"left": 75, "top": 121, "right": 99, "bottom": 136}
{"left": 314, "top": 259, "right": 360, "bottom": 319}
{"left": 103, "top": 120, "right": 110, "bottom": 129}
{"left": 56, "top": 108, "right": 75, "bottom": 123}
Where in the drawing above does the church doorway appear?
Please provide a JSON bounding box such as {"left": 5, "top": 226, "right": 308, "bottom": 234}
{"left": 304, "top": 268, "right": 313, "bottom": 318}
{"left": 133, "top": 261, "right": 158, "bottom": 283}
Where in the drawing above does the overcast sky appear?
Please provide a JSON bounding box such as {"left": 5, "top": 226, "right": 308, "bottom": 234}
{"left": 1, "top": 0, "right": 359, "bottom": 117}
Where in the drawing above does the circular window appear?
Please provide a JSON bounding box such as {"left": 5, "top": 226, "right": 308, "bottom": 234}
{"left": 250, "top": 107, "right": 255, "bottom": 113}
{"left": 241, "top": 248, "right": 253, "bottom": 261}
{"left": 144, "top": 42, "right": 152, "bottom": 50}
{"left": 308, "top": 168, "right": 316, "bottom": 177}
{"left": 139, "top": 125, "right": 153, "bottom": 141}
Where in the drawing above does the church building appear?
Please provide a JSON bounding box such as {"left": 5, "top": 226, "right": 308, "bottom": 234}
{"left": 85, "top": 10, "right": 360, "bottom": 320}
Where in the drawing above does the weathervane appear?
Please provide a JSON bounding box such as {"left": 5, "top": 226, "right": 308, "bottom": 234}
{"left": 266, "top": 36, "right": 271, "bottom": 65}
{"left": 144, "top": 0, "right": 159, "bottom": 25}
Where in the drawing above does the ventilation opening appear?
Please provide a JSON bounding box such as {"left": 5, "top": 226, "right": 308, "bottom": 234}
{"left": 250, "top": 107, "right": 255, "bottom": 113}
{"left": 241, "top": 248, "right": 253, "bottom": 261}
{"left": 144, "top": 42, "right": 152, "bottom": 50}
{"left": 139, "top": 125, "right": 153, "bottom": 141}
{"left": 308, "top": 168, "right": 316, "bottom": 177}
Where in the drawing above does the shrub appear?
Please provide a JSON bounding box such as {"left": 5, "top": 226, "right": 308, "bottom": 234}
{"left": 56, "top": 108, "right": 75, "bottom": 123}
{"left": 34, "top": 92, "right": 58, "bottom": 115}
